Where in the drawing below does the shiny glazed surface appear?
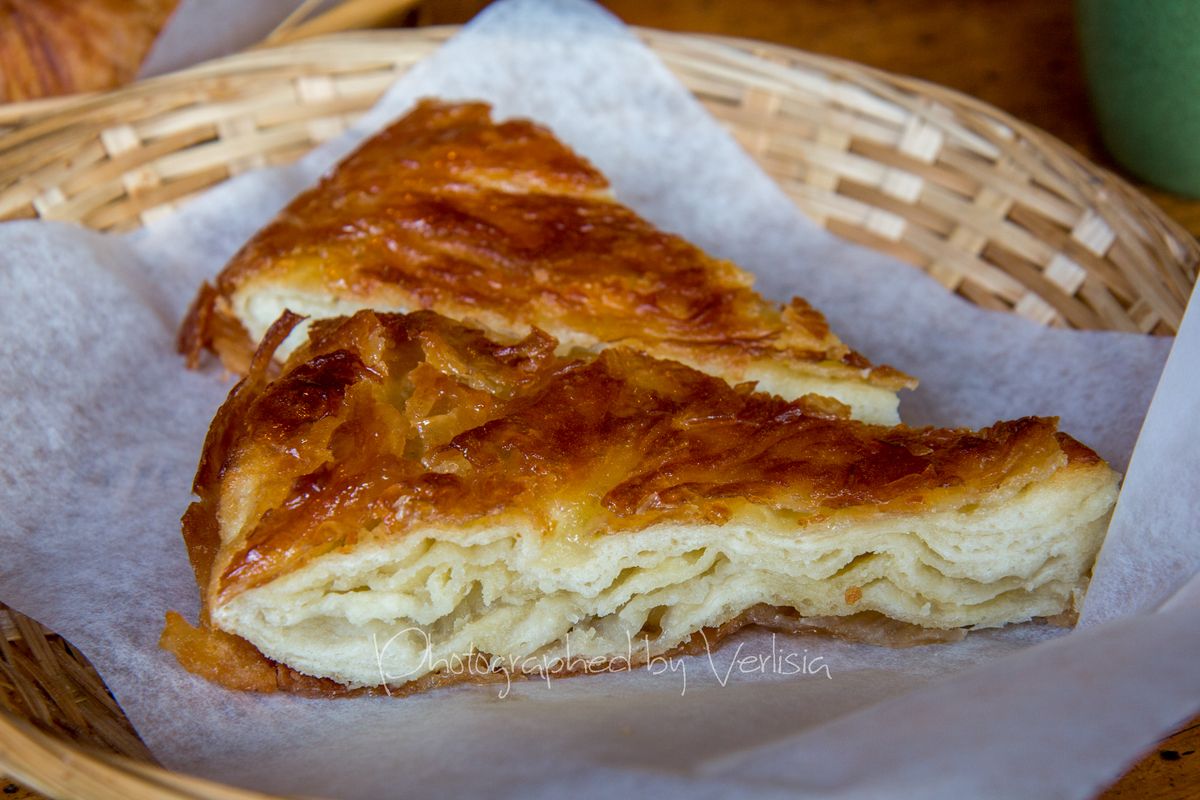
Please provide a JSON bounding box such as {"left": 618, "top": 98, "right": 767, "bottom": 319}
{"left": 180, "top": 100, "right": 910, "bottom": 394}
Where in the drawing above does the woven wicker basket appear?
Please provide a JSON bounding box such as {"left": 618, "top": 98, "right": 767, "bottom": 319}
{"left": 0, "top": 26, "right": 1196, "bottom": 800}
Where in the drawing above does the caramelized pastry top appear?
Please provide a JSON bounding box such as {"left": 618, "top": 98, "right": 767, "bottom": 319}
{"left": 188, "top": 310, "right": 1097, "bottom": 608}
{"left": 181, "top": 100, "right": 910, "bottom": 391}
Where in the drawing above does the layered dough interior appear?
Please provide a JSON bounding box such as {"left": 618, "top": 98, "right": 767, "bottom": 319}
{"left": 215, "top": 465, "right": 1115, "bottom": 689}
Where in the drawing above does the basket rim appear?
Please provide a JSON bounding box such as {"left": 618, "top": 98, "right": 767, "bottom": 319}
{"left": 1, "top": 22, "right": 1197, "bottom": 800}
{"left": 1, "top": 25, "right": 1196, "bottom": 265}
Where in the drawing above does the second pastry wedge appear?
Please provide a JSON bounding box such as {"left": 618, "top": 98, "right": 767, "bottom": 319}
{"left": 180, "top": 100, "right": 913, "bottom": 423}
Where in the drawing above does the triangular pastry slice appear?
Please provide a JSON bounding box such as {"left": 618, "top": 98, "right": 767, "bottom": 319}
{"left": 180, "top": 100, "right": 913, "bottom": 424}
{"left": 163, "top": 310, "right": 1118, "bottom": 694}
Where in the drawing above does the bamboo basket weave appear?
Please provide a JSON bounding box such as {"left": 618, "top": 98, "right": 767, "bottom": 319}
{"left": 0, "top": 26, "right": 1197, "bottom": 800}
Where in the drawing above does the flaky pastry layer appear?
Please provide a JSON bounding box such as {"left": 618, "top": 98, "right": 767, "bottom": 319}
{"left": 179, "top": 99, "right": 912, "bottom": 423}
{"left": 163, "top": 310, "right": 1118, "bottom": 694}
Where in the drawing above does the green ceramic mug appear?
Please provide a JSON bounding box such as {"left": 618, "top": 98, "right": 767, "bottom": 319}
{"left": 1076, "top": 0, "right": 1200, "bottom": 197}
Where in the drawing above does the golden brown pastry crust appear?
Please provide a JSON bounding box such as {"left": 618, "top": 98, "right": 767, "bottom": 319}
{"left": 164, "top": 309, "right": 1107, "bottom": 694}
{"left": 0, "top": 0, "right": 177, "bottom": 102}
{"left": 179, "top": 99, "right": 912, "bottom": 398}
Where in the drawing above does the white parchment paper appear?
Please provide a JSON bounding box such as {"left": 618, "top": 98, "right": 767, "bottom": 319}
{"left": 2, "top": 1, "right": 1198, "bottom": 797}
{"left": 138, "top": 0, "right": 308, "bottom": 78}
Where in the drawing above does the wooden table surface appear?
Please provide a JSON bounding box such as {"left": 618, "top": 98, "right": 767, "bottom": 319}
{"left": 3, "top": 1, "right": 1198, "bottom": 798}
